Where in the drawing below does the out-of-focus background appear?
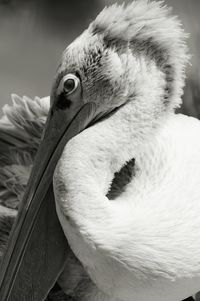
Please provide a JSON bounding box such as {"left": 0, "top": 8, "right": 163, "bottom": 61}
{"left": 0, "top": 0, "right": 199, "bottom": 116}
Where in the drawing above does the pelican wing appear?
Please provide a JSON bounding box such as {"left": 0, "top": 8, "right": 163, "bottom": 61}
{"left": 0, "top": 95, "right": 49, "bottom": 294}
{"left": 0, "top": 96, "right": 66, "bottom": 299}
{"left": 0, "top": 95, "right": 49, "bottom": 260}
{"left": 0, "top": 95, "right": 86, "bottom": 300}
{"left": 0, "top": 94, "right": 49, "bottom": 211}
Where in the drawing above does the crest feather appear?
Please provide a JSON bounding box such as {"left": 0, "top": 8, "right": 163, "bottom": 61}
{"left": 91, "top": 0, "right": 189, "bottom": 108}
{"left": 92, "top": 1, "right": 186, "bottom": 46}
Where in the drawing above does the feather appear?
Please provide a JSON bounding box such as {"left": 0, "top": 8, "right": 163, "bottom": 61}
{"left": 90, "top": 0, "right": 189, "bottom": 110}
{"left": 0, "top": 95, "right": 87, "bottom": 300}
{"left": 0, "top": 95, "right": 49, "bottom": 210}
{"left": 0, "top": 206, "right": 16, "bottom": 264}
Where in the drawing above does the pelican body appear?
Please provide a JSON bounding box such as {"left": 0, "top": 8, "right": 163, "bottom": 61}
{"left": 0, "top": 1, "right": 200, "bottom": 301}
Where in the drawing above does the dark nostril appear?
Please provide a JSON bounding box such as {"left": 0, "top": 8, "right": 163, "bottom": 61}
{"left": 56, "top": 93, "right": 72, "bottom": 110}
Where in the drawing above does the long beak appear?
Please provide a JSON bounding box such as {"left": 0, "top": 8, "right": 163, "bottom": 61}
{"left": 0, "top": 99, "right": 97, "bottom": 300}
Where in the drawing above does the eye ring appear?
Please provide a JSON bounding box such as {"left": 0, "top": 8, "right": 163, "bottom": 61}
{"left": 62, "top": 74, "right": 80, "bottom": 95}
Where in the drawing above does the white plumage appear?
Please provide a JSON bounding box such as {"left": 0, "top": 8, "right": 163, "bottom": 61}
{"left": 55, "top": 112, "right": 200, "bottom": 301}
{"left": 0, "top": 1, "right": 200, "bottom": 301}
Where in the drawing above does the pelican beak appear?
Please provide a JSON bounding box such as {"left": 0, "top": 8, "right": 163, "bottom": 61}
{"left": 0, "top": 96, "right": 97, "bottom": 300}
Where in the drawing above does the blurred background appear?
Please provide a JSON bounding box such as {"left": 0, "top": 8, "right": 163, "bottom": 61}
{"left": 0, "top": 0, "right": 199, "bottom": 117}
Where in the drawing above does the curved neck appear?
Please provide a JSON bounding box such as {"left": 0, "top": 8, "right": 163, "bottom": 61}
{"left": 53, "top": 101, "right": 177, "bottom": 299}
{"left": 54, "top": 54, "right": 175, "bottom": 232}
{"left": 53, "top": 91, "right": 172, "bottom": 229}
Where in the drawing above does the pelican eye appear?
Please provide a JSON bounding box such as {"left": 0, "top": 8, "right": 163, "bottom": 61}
{"left": 63, "top": 74, "right": 79, "bottom": 95}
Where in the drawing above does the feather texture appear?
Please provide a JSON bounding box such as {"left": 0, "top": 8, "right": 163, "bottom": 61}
{"left": 90, "top": 0, "right": 189, "bottom": 110}
{"left": 0, "top": 1, "right": 199, "bottom": 300}
{"left": 0, "top": 94, "right": 49, "bottom": 209}
{"left": 0, "top": 95, "right": 127, "bottom": 300}
{"left": 0, "top": 95, "right": 76, "bottom": 300}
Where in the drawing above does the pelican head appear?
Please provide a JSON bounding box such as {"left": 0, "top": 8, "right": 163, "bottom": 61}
{"left": 0, "top": 1, "right": 189, "bottom": 300}
{"left": 51, "top": 0, "right": 188, "bottom": 127}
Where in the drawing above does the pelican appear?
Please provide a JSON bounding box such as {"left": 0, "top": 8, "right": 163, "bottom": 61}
{"left": 1, "top": 0, "right": 200, "bottom": 300}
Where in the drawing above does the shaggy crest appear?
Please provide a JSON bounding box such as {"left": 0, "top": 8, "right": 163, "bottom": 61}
{"left": 90, "top": 0, "right": 189, "bottom": 109}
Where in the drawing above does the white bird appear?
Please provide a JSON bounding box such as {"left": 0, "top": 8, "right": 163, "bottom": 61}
{"left": 0, "top": 1, "right": 200, "bottom": 301}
